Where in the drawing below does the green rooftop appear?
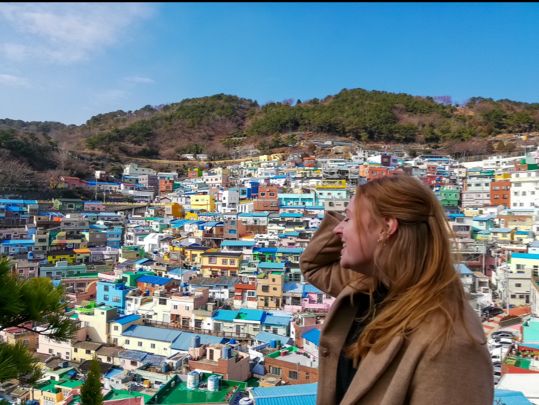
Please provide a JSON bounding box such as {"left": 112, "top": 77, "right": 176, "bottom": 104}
{"left": 62, "top": 272, "right": 99, "bottom": 279}
{"left": 267, "top": 346, "right": 299, "bottom": 358}
{"left": 149, "top": 374, "right": 246, "bottom": 404}
{"left": 36, "top": 379, "right": 62, "bottom": 393}
{"left": 58, "top": 380, "right": 84, "bottom": 389}
{"left": 105, "top": 389, "right": 152, "bottom": 403}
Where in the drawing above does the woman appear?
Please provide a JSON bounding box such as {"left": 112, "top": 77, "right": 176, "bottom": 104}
{"left": 300, "top": 175, "right": 493, "bottom": 405}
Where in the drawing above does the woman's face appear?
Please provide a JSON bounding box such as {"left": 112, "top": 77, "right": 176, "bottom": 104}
{"left": 333, "top": 195, "right": 383, "bottom": 273}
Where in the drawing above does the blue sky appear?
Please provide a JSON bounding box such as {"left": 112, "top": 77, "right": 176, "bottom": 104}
{"left": 1, "top": 2, "right": 538, "bottom": 125}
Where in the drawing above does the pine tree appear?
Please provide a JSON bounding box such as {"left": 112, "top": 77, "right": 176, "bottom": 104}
{"left": 80, "top": 357, "right": 104, "bottom": 405}
{"left": 0, "top": 257, "right": 76, "bottom": 383}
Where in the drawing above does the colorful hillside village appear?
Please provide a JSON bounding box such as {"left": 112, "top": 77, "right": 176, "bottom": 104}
{"left": 1, "top": 146, "right": 539, "bottom": 404}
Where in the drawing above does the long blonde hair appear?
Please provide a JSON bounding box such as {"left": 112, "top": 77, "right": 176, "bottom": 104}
{"left": 346, "top": 175, "right": 468, "bottom": 360}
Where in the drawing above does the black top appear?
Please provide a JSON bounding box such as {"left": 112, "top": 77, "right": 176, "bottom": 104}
{"left": 335, "top": 285, "right": 388, "bottom": 404}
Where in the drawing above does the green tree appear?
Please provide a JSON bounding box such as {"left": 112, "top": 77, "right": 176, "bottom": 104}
{"left": 0, "top": 257, "right": 76, "bottom": 383}
{"left": 80, "top": 357, "right": 103, "bottom": 405}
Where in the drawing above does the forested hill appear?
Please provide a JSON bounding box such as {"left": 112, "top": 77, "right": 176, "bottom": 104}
{"left": 1, "top": 88, "right": 539, "bottom": 178}
{"left": 78, "top": 89, "right": 539, "bottom": 159}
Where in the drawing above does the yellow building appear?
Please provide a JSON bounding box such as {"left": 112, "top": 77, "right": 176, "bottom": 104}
{"left": 200, "top": 250, "right": 242, "bottom": 277}
{"left": 47, "top": 251, "right": 77, "bottom": 265}
{"left": 495, "top": 172, "right": 511, "bottom": 181}
{"left": 183, "top": 245, "right": 209, "bottom": 267}
{"left": 190, "top": 194, "right": 216, "bottom": 212}
{"left": 257, "top": 271, "right": 284, "bottom": 309}
{"left": 71, "top": 341, "right": 103, "bottom": 363}
{"left": 165, "top": 202, "right": 184, "bottom": 218}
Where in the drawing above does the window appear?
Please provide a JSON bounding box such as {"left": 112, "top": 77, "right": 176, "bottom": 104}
{"left": 104, "top": 295, "right": 109, "bottom": 301}
{"left": 86, "top": 349, "right": 91, "bottom": 354}
{"left": 104, "top": 285, "right": 109, "bottom": 292}
{"left": 262, "top": 285, "right": 269, "bottom": 293}
{"left": 74, "top": 348, "right": 78, "bottom": 352}
{"left": 138, "top": 342, "right": 143, "bottom": 347}
{"left": 209, "top": 257, "right": 217, "bottom": 264}
{"left": 269, "top": 366, "right": 281, "bottom": 376}
{"left": 151, "top": 343, "right": 156, "bottom": 349}
{"left": 159, "top": 298, "right": 167, "bottom": 305}
{"left": 125, "top": 339, "right": 130, "bottom": 345}
{"left": 515, "top": 283, "right": 522, "bottom": 288}
{"left": 289, "top": 370, "right": 298, "bottom": 380}
{"left": 131, "top": 360, "right": 138, "bottom": 366}
{"left": 221, "top": 259, "right": 228, "bottom": 265}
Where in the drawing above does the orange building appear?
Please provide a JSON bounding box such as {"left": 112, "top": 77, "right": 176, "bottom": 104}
{"left": 254, "top": 185, "right": 279, "bottom": 212}
{"left": 490, "top": 180, "right": 511, "bottom": 207}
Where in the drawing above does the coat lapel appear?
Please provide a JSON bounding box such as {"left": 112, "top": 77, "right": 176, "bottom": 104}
{"left": 340, "top": 335, "right": 404, "bottom": 405}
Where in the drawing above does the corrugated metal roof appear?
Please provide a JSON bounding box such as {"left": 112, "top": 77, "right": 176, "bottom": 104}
{"left": 118, "top": 350, "right": 148, "bottom": 362}
{"left": 254, "top": 331, "right": 292, "bottom": 346}
{"left": 263, "top": 314, "right": 291, "bottom": 327}
{"left": 136, "top": 275, "right": 172, "bottom": 285}
{"left": 221, "top": 240, "right": 256, "bottom": 247}
{"left": 170, "top": 332, "right": 225, "bottom": 351}
{"left": 122, "top": 325, "right": 181, "bottom": 342}
{"left": 252, "top": 383, "right": 317, "bottom": 400}
{"left": 301, "top": 329, "right": 320, "bottom": 346}
{"left": 258, "top": 262, "right": 285, "bottom": 270}
{"left": 303, "top": 284, "right": 322, "bottom": 295}
{"left": 111, "top": 314, "right": 141, "bottom": 325}
{"left": 213, "top": 309, "right": 238, "bottom": 322}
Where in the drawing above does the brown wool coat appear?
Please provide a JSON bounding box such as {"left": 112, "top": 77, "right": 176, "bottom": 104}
{"left": 300, "top": 211, "right": 494, "bottom": 405}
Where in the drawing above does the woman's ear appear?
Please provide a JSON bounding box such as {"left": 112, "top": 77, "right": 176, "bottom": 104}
{"left": 384, "top": 217, "right": 398, "bottom": 237}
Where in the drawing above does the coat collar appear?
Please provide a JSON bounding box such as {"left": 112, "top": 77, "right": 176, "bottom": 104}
{"left": 341, "top": 335, "right": 404, "bottom": 405}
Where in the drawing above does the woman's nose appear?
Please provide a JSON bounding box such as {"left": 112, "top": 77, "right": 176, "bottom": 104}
{"left": 333, "top": 222, "right": 343, "bottom": 236}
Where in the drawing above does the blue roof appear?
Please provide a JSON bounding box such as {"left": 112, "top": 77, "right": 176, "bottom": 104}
{"left": 251, "top": 383, "right": 317, "bottom": 405}
{"left": 490, "top": 228, "right": 513, "bottom": 233}
{"left": 213, "top": 309, "right": 238, "bottom": 322}
{"left": 302, "top": 329, "right": 320, "bottom": 346}
{"left": 143, "top": 354, "right": 167, "bottom": 366}
{"left": 254, "top": 331, "right": 292, "bottom": 346}
{"left": 111, "top": 314, "right": 141, "bottom": 325}
{"left": 238, "top": 308, "right": 266, "bottom": 322}
{"left": 455, "top": 263, "right": 473, "bottom": 275}
{"left": 238, "top": 212, "right": 269, "bottom": 217}
{"left": 279, "top": 212, "right": 304, "bottom": 218}
{"left": 283, "top": 282, "right": 302, "bottom": 293}
{"left": 135, "top": 258, "right": 152, "bottom": 265}
{"left": 104, "top": 367, "right": 124, "bottom": 379}
{"left": 136, "top": 275, "right": 172, "bottom": 286}
{"left": 276, "top": 247, "right": 304, "bottom": 254}
{"left": 258, "top": 262, "right": 285, "bottom": 270}
{"left": 303, "top": 284, "right": 322, "bottom": 295}
{"left": 221, "top": 240, "right": 256, "bottom": 248}
{"left": 1, "top": 239, "right": 34, "bottom": 246}
{"left": 278, "top": 231, "right": 300, "bottom": 238}
{"left": 473, "top": 214, "right": 496, "bottom": 221}
{"left": 122, "top": 325, "right": 181, "bottom": 342}
{"left": 511, "top": 253, "right": 539, "bottom": 260}
{"left": 170, "top": 332, "right": 225, "bottom": 351}
{"left": 254, "top": 247, "right": 278, "bottom": 254}
{"left": 0, "top": 199, "right": 38, "bottom": 204}
{"left": 494, "top": 390, "right": 534, "bottom": 405}
{"left": 119, "top": 350, "right": 148, "bottom": 362}
{"left": 263, "top": 314, "right": 291, "bottom": 327}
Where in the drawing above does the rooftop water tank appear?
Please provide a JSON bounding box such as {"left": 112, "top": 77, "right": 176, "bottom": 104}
{"left": 221, "top": 345, "right": 232, "bottom": 359}
{"left": 207, "top": 375, "right": 220, "bottom": 392}
{"left": 192, "top": 335, "right": 201, "bottom": 348}
{"left": 187, "top": 371, "right": 199, "bottom": 390}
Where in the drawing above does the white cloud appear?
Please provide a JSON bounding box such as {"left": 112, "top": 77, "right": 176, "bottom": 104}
{"left": 0, "top": 73, "right": 30, "bottom": 87}
{"left": 124, "top": 75, "right": 155, "bottom": 84}
{"left": 0, "top": 3, "right": 155, "bottom": 64}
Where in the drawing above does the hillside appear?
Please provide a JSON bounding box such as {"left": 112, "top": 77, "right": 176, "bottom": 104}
{"left": 1, "top": 88, "right": 539, "bottom": 184}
